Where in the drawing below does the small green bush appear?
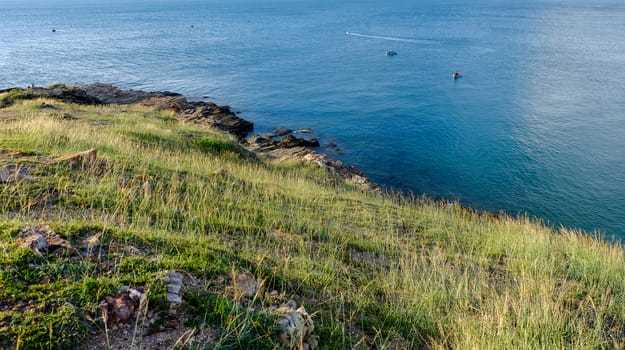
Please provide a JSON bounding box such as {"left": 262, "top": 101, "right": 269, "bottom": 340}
{"left": 193, "top": 137, "right": 236, "bottom": 153}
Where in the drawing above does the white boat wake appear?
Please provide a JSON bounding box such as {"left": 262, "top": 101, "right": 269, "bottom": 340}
{"left": 345, "top": 31, "right": 436, "bottom": 45}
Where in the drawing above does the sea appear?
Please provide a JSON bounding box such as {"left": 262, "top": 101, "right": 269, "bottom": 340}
{"left": 2, "top": 0, "right": 625, "bottom": 239}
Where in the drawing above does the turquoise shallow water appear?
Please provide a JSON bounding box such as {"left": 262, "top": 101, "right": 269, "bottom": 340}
{"left": 2, "top": 0, "right": 625, "bottom": 238}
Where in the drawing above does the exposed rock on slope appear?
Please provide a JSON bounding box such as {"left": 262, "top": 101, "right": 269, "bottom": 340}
{"left": 18, "top": 224, "right": 75, "bottom": 256}
{"left": 84, "top": 83, "right": 254, "bottom": 139}
{"left": 278, "top": 135, "right": 320, "bottom": 148}
{"left": 14, "top": 83, "right": 254, "bottom": 139}
{"left": 0, "top": 164, "right": 31, "bottom": 183}
{"left": 27, "top": 85, "right": 101, "bottom": 104}
{"left": 274, "top": 301, "right": 318, "bottom": 350}
{"left": 246, "top": 134, "right": 378, "bottom": 190}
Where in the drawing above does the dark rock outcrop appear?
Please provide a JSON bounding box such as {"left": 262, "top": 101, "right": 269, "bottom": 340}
{"left": 28, "top": 85, "right": 102, "bottom": 105}
{"left": 0, "top": 87, "right": 19, "bottom": 94}
{"left": 302, "top": 152, "right": 375, "bottom": 190}
{"left": 179, "top": 101, "right": 253, "bottom": 139}
{"left": 80, "top": 84, "right": 254, "bottom": 139}
{"left": 81, "top": 83, "right": 181, "bottom": 104}
{"left": 140, "top": 95, "right": 189, "bottom": 112}
{"left": 245, "top": 134, "right": 378, "bottom": 190}
{"left": 246, "top": 134, "right": 320, "bottom": 151}
{"left": 278, "top": 135, "right": 320, "bottom": 148}
{"left": 246, "top": 134, "right": 280, "bottom": 151}
{"left": 4, "top": 83, "right": 254, "bottom": 139}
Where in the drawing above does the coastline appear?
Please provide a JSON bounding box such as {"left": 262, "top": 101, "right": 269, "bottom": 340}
{"left": 4, "top": 83, "right": 625, "bottom": 349}
{"left": 1, "top": 83, "right": 599, "bottom": 234}
{"left": 4, "top": 83, "right": 379, "bottom": 190}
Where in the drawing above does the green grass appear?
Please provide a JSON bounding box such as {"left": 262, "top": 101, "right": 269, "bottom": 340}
{"left": 2, "top": 96, "right": 625, "bottom": 349}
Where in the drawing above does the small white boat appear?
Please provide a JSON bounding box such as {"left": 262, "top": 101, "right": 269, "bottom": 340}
{"left": 386, "top": 50, "right": 397, "bottom": 56}
{"left": 453, "top": 71, "right": 462, "bottom": 79}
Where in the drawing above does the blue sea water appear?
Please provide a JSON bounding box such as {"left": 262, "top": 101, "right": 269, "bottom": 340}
{"left": 2, "top": 0, "right": 625, "bottom": 238}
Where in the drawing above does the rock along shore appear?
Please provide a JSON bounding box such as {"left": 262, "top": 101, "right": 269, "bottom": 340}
{"left": 6, "top": 83, "right": 378, "bottom": 190}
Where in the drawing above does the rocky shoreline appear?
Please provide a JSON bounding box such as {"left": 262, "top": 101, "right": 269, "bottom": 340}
{"left": 4, "top": 83, "right": 378, "bottom": 190}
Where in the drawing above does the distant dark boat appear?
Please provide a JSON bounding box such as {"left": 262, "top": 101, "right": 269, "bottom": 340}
{"left": 386, "top": 50, "right": 397, "bottom": 56}
{"left": 453, "top": 71, "right": 462, "bottom": 79}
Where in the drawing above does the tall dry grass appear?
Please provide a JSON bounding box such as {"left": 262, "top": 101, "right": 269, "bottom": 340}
{"left": 1, "top": 97, "right": 625, "bottom": 349}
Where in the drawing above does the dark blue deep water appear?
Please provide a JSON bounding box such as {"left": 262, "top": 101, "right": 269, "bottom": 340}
{"left": 2, "top": 0, "right": 625, "bottom": 238}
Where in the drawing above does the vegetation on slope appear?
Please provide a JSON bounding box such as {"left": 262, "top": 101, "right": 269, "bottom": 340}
{"left": 2, "top": 96, "right": 625, "bottom": 349}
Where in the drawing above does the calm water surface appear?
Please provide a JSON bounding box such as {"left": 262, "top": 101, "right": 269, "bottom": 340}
{"left": 2, "top": 0, "right": 625, "bottom": 238}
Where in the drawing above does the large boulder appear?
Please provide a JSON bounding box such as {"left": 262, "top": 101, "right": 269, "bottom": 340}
{"left": 277, "top": 135, "right": 320, "bottom": 148}
{"left": 246, "top": 134, "right": 279, "bottom": 151}
{"left": 246, "top": 134, "right": 320, "bottom": 151}
{"left": 181, "top": 101, "right": 253, "bottom": 139}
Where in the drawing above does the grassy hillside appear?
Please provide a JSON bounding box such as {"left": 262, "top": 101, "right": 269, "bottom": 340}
{"left": 2, "top": 96, "right": 625, "bottom": 349}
